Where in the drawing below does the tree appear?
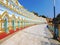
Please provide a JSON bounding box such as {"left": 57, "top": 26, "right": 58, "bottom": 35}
{"left": 56, "top": 14, "right": 60, "bottom": 24}
{"left": 32, "top": 11, "right": 47, "bottom": 17}
{"left": 32, "top": 12, "right": 39, "bottom": 16}
{"left": 53, "top": 13, "right": 60, "bottom": 24}
{"left": 41, "top": 15, "right": 47, "bottom": 18}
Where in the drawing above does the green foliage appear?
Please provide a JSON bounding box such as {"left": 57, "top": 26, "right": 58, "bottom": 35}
{"left": 53, "top": 13, "right": 60, "bottom": 24}
{"left": 32, "top": 12, "right": 39, "bottom": 16}
{"left": 56, "top": 14, "right": 60, "bottom": 21}
{"left": 41, "top": 15, "right": 47, "bottom": 18}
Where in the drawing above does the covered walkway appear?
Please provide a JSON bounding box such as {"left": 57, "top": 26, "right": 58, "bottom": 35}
{"left": 0, "top": 24, "right": 60, "bottom": 45}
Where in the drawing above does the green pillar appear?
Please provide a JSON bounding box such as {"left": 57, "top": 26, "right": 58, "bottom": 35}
{"left": 18, "top": 21, "right": 20, "bottom": 28}
{"left": 21, "top": 21, "right": 23, "bottom": 28}
{"left": 4, "top": 19, "right": 9, "bottom": 33}
{"left": 23, "top": 22, "right": 24, "bottom": 28}
{"left": 12, "top": 20, "right": 16, "bottom": 31}
{"left": 23, "top": 22, "right": 25, "bottom": 27}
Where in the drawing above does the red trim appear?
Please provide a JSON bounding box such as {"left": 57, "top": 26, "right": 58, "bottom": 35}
{"left": 0, "top": 25, "right": 36, "bottom": 40}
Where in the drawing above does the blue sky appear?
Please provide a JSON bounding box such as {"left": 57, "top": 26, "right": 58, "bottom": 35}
{"left": 18, "top": 0, "right": 60, "bottom": 18}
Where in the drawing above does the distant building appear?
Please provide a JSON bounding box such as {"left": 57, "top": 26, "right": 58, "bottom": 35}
{"left": 0, "top": 0, "right": 47, "bottom": 33}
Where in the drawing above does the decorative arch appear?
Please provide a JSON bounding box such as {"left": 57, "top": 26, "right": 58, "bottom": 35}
{"left": 1, "top": 11, "right": 9, "bottom": 33}
{"left": 0, "top": 15, "right": 2, "bottom": 32}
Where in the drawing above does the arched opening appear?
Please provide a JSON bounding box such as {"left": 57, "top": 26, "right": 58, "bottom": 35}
{"left": 4, "top": 18, "right": 9, "bottom": 33}
{"left": 12, "top": 20, "right": 16, "bottom": 31}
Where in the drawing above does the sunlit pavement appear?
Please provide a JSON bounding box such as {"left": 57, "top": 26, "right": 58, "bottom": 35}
{"left": 0, "top": 24, "right": 60, "bottom": 45}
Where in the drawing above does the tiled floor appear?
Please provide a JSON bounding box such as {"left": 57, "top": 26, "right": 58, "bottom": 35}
{"left": 0, "top": 24, "right": 60, "bottom": 45}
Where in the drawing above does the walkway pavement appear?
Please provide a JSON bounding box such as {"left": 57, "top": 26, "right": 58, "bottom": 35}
{"left": 0, "top": 24, "right": 60, "bottom": 45}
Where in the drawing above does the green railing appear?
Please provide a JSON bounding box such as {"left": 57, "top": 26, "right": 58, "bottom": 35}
{"left": 47, "top": 25, "right": 59, "bottom": 38}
